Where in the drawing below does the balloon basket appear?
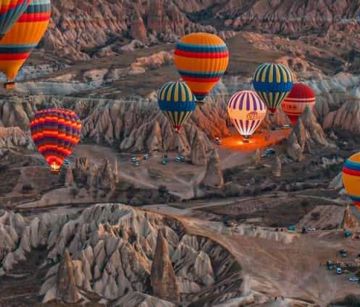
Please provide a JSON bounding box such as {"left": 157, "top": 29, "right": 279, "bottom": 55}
{"left": 4, "top": 82, "right": 15, "bottom": 90}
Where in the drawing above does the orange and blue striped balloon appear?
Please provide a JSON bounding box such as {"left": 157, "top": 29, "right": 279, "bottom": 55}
{"left": 0, "top": 0, "right": 51, "bottom": 89}
{"left": 174, "top": 32, "right": 229, "bottom": 102}
{"left": 0, "top": 0, "right": 31, "bottom": 38}
{"left": 30, "top": 108, "right": 81, "bottom": 174}
{"left": 342, "top": 152, "right": 360, "bottom": 210}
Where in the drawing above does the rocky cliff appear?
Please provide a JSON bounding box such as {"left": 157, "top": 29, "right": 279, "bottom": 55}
{"left": 323, "top": 98, "right": 360, "bottom": 135}
{"left": 287, "top": 106, "right": 330, "bottom": 161}
{"left": 0, "top": 127, "right": 32, "bottom": 151}
{"left": 0, "top": 204, "right": 245, "bottom": 306}
{"left": 44, "top": 0, "right": 359, "bottom": 61}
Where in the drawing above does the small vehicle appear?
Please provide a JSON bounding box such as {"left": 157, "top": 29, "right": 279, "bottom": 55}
{"left": 327, "top": 260, "right": 335, "bottom": 270}
{"left": 344, "top": 230, "right": 352, "bottom": 238}
{"left": 336, "top": 267, "right": 343, "bottom": 275}
{"left": 131, "top": 156, "right": 138, "bottom": 163}
{"left": 143, "top": 154, "right": 149, "bottom": 160}
{"left": 349, "top": 276, "right": 359, "bottom": 282}
{"left": 287, "top": 225, "right": 296, "bottom": 232}
{"left": 339, "top": 249, "right": 348, "bottom": 258}
{"left": 261, "top": 148, "right": 276, "bottom": 158}
{"left": 161, "top": 155, "right": 169, "bottom": 165}
{"left": 175, "top": 155, "right": 185, "bottom": 162}
{"left": 132, "top": 161, "right": 140, "bottom": 167}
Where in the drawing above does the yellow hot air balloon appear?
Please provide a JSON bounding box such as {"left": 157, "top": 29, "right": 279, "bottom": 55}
{"left": 158, "top": 81, "right": 196, "bottom": 133}
{"left": 0, "top": 0, "right": 51, "bottom": 89}
{"left": 174, "top": 32, "right": 229, "bottom": 102}
{"left": 227, "top": 90, "right": 267, "bottom": 141}
{"left": 342, "top": 152, "right": 360, "bottom": 210}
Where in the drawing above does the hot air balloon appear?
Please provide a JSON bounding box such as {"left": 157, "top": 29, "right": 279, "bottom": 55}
{"left": 174, "top": 32, "right": 229, "bottom": 103}
{"left": 0, "top": 0, "right": 31, "bottom": 38}
{"left": 30, "top": 108, "right": 81, "bottom": 174}
{"left": 282, "top": 83, "right": 316, "bottom": 124}
{"left": 342, "top": 152, "right": 360, "bottom": 210}
{"left": 227, "top": 90, "right": 267, "bottom": 141}
{"left": 158, "top": 81, "right": 196, "bottom": 133}
{"left": 253, "top": 63, "right": 293, "bottom": 114}
{"left": 0, "top": 0, "right": 51, "bottom": 89}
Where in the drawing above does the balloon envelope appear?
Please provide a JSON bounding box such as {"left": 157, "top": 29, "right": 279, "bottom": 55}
{"left": 282, "top": 83, "right": 316, "bottom": 124}
{"left": 174, "top": 32, "right": 229, "bottom": 102}
{"left": 0, "top": 0, "right": 51, "bottom": 88}
{"left": 158, "top": 81, "right": 196, "bottom": 133}
{"left": 342, "top": 152, "right": 360, "bottom": 210}
{"left": 0, "top": 0, "right": 31, "bottom": 38}
{"left": 253, "top": 63, "right": 293, "bottom": 113}
{"left": 227, "top": 90, "right": 267, "bottom": 138}
{"left": 30, "top": 108, "right": 81, "bottom": 173}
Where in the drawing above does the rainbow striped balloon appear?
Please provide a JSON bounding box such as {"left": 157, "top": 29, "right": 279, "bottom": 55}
{"left": 158, "top": 81, "right": 196, "bottom": 133}
{"left": 227, "top": 90, "right": 267, "bottom": 138}
{"left": 342, "top": 152, "right": 360, "bottom": 210}
{"left": 253, "top": 63, "right": 293, "bottom": 113}
{"left": 174, "top": 32, "right": 229, "bottom": 102}
{"left": 0, "top": 0, "right": 51, "bottom": 89}
{"left": 0, "top": 0, "right": 31, "bottom": 38}
{"left": 30, "top": 108, "right": 81, "bottom": 174}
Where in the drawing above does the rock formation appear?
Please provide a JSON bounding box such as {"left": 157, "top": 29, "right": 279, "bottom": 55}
{"left": 287, "top": 107, "right": 330, "bottom": 161}
{"left": 45, "top": 1, "right": 359, "bottom": 61}
{"left": 0, "top": 127, "right": 32, "bottom": 150}
{"left": 328, "top": 173, "right": 343, "bottom": 190}
{"left": 55, "top": 250, "right": 82, "bottom": 304}
{"left": 0, "top": 204, "right": 244, "bottom": 305}
{"left": 341, "top": 206, "right": 360, "bottom": 231}
{"left": 272, "top": 155, "right": 282, "bottom": 178}
{"left": 323, "top": 98, "right": 360, "bottom": 135}
{"left": 68, "top": 157, "right": 118, "bottom": 193}
{"left": 151, "top": 229, "right": 179, "bottom": 302}
{"left": 201, "top": 150, "right": 224, "bottom": 189}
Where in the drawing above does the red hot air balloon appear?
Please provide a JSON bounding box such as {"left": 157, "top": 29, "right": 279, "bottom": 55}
{"left": 30, "top": 108, "right": 81, "bottom": 174}
{"left": 281, "top": 83, "right": 316, "bottom": 124}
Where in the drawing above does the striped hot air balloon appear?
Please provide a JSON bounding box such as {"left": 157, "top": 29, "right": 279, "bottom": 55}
{"left": 30, "top": 108, "right": 81, "bottom": 174}
{"left": 282, "top": 83, "right": 316, "bottom": 124}
{"left": 158, "top": 81, "right": 196, "bottom": 133}
{"left": 227, "top": 90, "right": 267, "bottom": 140}
{"left": 0, "top": 0, "right": 51, "bottom": 89}
{"left": 342, "top": 152, "right": 360, "bottom": 210}
{"left": 0, "top": 0, "right": 31, "bottom": 38}
{"left": 253, "top": 63, "right": 293, "bottom": 113}
{"left": 174, "top": 32, "right": 229, "bottom": 102}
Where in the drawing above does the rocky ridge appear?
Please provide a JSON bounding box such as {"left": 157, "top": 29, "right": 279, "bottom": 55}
{"left": 45, "top": 1, "right": 360, "bottom": 61}
{"left": 287, "top": 106, "right": 331, "bottom": 161}
{"left": 0, "top": 204, "right": 246, "bottom": 306}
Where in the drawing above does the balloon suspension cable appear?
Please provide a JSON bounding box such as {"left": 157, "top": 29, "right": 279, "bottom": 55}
{"left": 196, "top": 99, "right": 205, "bottom": 106}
